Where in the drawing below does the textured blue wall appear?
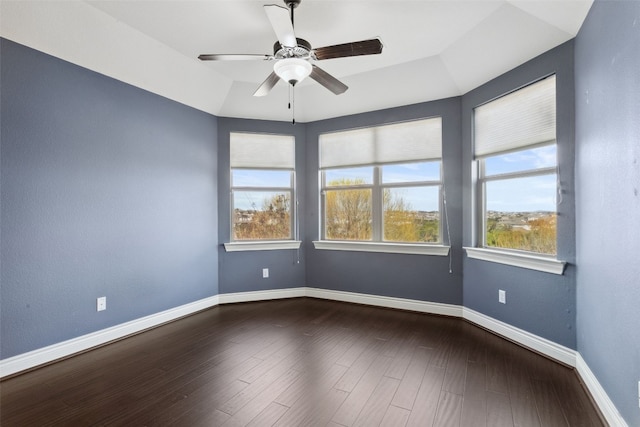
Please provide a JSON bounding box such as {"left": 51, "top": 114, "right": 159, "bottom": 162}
{"left": 304, "top": 98, "right": 464, "bottom": 304}
{"left": 0, "top": 39, "right": 219, "bottom": 359}
{"left": 575, "top": 1, "right": 640, "bottom": 424}
{"left": 461, "top": 41, "right": 577, "bottom": 349}
{"left": 217, "top": 118, "right": 307, "bottom": 294}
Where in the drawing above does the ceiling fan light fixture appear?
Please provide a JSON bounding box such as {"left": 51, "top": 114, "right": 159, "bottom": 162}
{"left": 274, "top": 58, "right": 312, "bottom": 86}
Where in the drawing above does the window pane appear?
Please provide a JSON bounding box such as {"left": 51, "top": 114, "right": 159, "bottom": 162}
{"left": 484, "top": 145, "right": 556, "bottom": 176}
{"left": 485, "top": 174, "right": 557, "bottom": 254}
{"left": 325, "top": 167, "right": 373, "bottom": 187}
{"left": 233, "top": 191, "right": 291, "bottom": 240}
{"left": 384, "top": 187, "right": 440, "bottom": 243}
{"left": 382, "top": 162, "right": 440, "bottom": 183}
{"left": 325, "top": 188, "right": 372, "bottom": 240}
{"left": 232, "top": 169, "right": 291, "bottom": 188}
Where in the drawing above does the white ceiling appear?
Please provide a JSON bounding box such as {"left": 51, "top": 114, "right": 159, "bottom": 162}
{"left": 1, "top": 0, "right": 593, "bottom": 122}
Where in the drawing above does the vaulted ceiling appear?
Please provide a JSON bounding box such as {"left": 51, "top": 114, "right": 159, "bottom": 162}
{"left": 1, "top": 0, "right": 593, "bottom": 122}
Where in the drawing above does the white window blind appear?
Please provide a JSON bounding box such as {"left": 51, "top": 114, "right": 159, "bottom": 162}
{"left": 230, "top": 132, "right": 295, "bottom": 169}
{"left": 320, "top": 117, "right": 442, "bottom": 168}
{"left": 474, "top": 75, "right": 556, "bottom": 158}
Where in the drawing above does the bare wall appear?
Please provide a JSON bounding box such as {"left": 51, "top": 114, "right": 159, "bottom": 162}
{"left": 1, "top": 39, "right": 219, "bottom": 359}
{"left": 575, "top": 0, "right": 640, "bottom": 424}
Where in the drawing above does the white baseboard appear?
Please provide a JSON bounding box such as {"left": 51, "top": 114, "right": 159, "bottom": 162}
{"left": 0, "top": 295, "right": 220, "bottom": 378}
{"left": 0, "top": 287, "right": 458, "bottom": 378}
{"left": 462, "top": 307, "right": 576, "bottom": 367}
{"left": 576, "top": 353, "right": 628, "bottom": 427}
{"left": 0, "top": 287, "right": 625, "bottom": 427}
{"left": 306, "top": 287, "right": 462, "bottom": 318}
{"left": 218, "top": 287, "right": 306, "bottom": 304}
{"left": 0, "top": 288, "right": 307, "bottom": 378}
{"left": 0, "top": 288, "right": 575, "bottom": 377}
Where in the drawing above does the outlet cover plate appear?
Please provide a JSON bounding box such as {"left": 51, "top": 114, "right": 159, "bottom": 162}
{"left": 498, "top": 290, "right": 506, "bottom": 304}
{"left": 262, "top": 268, "right": 269, "bottom": 278}
{"left": 97, "top": 296, "right": 106, "bottom": 311}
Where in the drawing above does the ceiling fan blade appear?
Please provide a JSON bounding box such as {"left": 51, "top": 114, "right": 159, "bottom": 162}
{"left": 310, "top": 65, "right": 348, "bottom": 95}
{"left": 313, "top": 38, "right": 383, "bottom": 61}
{"left": 198, "top": 54, "right": 272, "bottom": 61}
{"left": 264, "top": 4, "right": 297, "bottom": 49}
{"left": 253, "top": 72, "right": 281, "bottom": 97}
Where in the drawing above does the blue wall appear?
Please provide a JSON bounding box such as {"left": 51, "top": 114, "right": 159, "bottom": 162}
{"left": 575, "top": 1, "right": 640, "bottom": 425}
{"left": 461, "top": 41, "right": 577, "bottom": 349}
{"left": 304, "top": 98, "right": 464, "bottom": 304}
{"left": 0, "top": 39, "right": 219, "bottom": 359}
{"left": 216, "top": 118, "right": 306, "bottom": 294}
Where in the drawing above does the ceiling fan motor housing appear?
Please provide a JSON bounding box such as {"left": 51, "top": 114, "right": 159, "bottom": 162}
{"left": 273, "top": 38, "right": 312, "bottom": 59}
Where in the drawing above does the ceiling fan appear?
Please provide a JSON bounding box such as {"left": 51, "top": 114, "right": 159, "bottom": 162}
{"left": 198, "top": 0, "right": 383, "bottom": 97}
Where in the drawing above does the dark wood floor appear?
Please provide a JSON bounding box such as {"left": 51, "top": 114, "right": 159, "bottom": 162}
{"left": 1, "top": 298, "right": 604, "bottom": 426}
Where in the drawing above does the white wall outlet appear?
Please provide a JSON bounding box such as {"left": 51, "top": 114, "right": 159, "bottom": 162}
{"left": 262, "top": 268, "right": 269, "bottom": 278}
{"left": 498, "top": 290, "right": 506, "bottom": 304}
{"left": 637, "top": 380, "right": 640, "bottom": 408}
{"left": 97, "top": 296, "right": 106, "bottom": 311}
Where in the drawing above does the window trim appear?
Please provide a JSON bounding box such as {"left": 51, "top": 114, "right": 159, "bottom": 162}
{"left": 464, "top": 247, "right": 566, "bottom": 275}
{"left": 314, "top": 240, "right": 450, "bottom": 256}
{"left": 224, "top": 240, "right": 302, "bottom": 252}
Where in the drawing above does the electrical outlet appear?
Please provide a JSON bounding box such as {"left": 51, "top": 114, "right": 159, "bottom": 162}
{"left": 637, "top": 380, "right": 640, "bottom": 408}
{"left": 97, "top": 296, "right": 106, "bottom": 311}
{"left": 498, "top": 290, "right": 506, "bottom": 304}
{"left": 262, "top": 268, "right": 269, "bottom": 278}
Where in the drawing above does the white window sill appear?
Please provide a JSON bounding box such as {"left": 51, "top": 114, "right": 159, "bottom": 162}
{"left": 464, "top": 247, "right": 566, "bottom": 275}
{"left": 224, "top": 240, "right": 302, "bottom": 252}
{"left": 313, "top": 241, "right": 450, "bottom": 256}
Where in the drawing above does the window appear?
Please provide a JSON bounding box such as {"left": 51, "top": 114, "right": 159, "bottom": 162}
{"left": 230, "top": 132, "right": 295, "bottom": 241}
{"left": 474, "top": 75, "right": 558, "bottom": 256}
{"left": 319, "top": 118, "right": 443, "bottom": 244}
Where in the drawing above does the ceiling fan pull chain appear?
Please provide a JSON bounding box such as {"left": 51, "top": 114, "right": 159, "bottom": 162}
{"left": 292, "top": 86, "right": 296, "bottom": 125}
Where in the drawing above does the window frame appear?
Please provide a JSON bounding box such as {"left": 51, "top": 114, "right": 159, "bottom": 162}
{"left": 315, "top": 117, "right": 449, "bottom": 254}
{"left": 465, "top": 74, "right": 567, "bottom": 273}
{"left": 226, "top": 132, "right": 301, "bottom": 251}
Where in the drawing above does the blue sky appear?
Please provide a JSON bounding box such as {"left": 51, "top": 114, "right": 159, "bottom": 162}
{"left": 234, "top": 190, "right": 289, "bottom": 211}
{"left": 232, "top": 170, "right": 291, "bottom": 211}
{"left": 485, "top": 145, "right": 556, "bottom": 175}
{"left": 486, "top": 175, "right": 556, "bottom": 212}
{"left": 324, "top": 162, "right": 441, "bottom": 212}
{"left": 484, "top": 145, "right": 557, "bottom": 212}
{"left": 231, "top": 146, "right": 557, "bottom": 213}
{"left": 232, "top": 170, "right": 291, "bottom": 188}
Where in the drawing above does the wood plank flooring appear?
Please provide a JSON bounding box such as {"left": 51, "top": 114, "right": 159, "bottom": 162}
{"left": 0, "top": 298, "right": 604, "bottom": 426}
